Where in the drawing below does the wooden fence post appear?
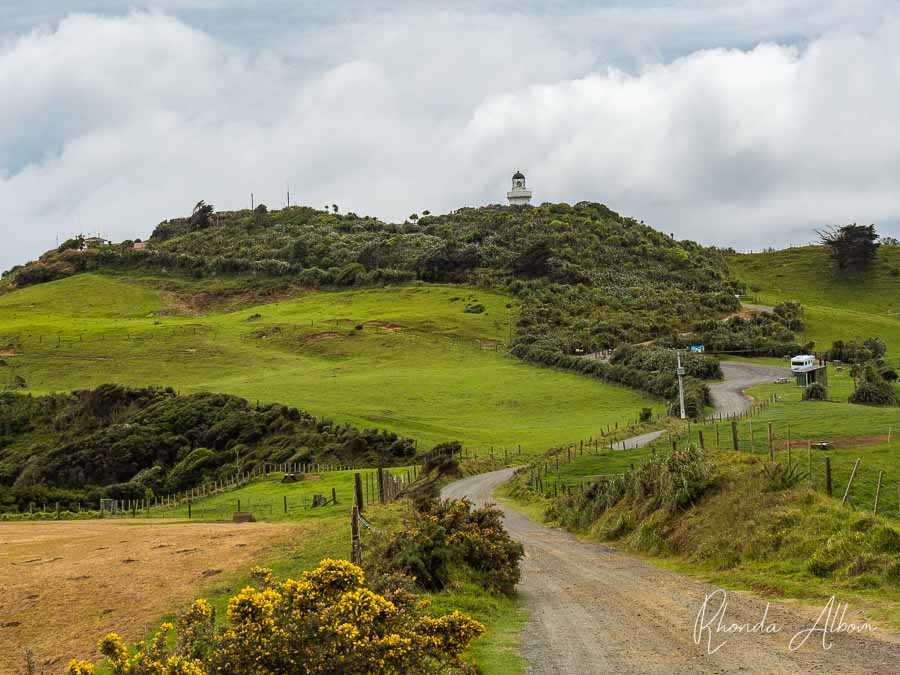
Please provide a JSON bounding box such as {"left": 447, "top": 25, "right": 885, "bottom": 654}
{"left": 842, "top": 459, "right": 860, "bottom": 506}
{"left": 731, "top": 421, "right": 739, "bottom": 451}
{"left": 332, "top": 487, "right": 337, "bottom": 505}
{"left": 807, "top": 441, "right": 812, "bottom": 488}
{"left": 698, "top": 431, "right": 705, "bottom": 450}
{"left": 350, "top": 506, "right": 362, "bottom": 565}
{"left": 284, "top": 495, "right": 288, "bottom": 514}
{"left": 377, "top": 467, "right": 385, "bottom": 504}
{"left": 188, "top": 499, "right": 192, "bottom": 519}
{"left": 354, "top": 473, "right": 364, "bottom": 513}
{"left": 825, "top": 457, "right": 832, "bottom": 498}
{"left": 874, "top": 471, "right": 884, "bottom": 515}
{"left": 767, "top": 422, "right": 774, "bottom": 461}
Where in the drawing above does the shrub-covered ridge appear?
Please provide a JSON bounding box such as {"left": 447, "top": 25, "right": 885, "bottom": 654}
{"left": 0, "top": 384, "right": 415, "bottom": 512}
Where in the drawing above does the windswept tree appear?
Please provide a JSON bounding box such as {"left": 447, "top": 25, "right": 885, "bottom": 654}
{"left": 190, "top": 200, "right": 215, "bottom": 231}
{"left": 817, "top": 223, "right": 880, "bottom": 271}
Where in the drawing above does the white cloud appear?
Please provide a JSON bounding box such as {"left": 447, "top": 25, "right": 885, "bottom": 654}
{"left": 1, "top": 8, "right": 899, "bottom": 272}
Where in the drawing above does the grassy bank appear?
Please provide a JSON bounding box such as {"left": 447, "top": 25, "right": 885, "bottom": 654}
{"left": 500, "top": 450, "right": 900, "bottom": 630}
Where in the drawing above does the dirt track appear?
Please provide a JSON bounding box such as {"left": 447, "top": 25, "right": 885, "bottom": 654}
{"left": 443, "top": 469, "right": 900, "bottom": 673}
{"left": 443, "top": 359, "right": 900, "bottom": 673}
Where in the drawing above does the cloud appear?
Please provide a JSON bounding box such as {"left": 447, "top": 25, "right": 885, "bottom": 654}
{"left": 1, "top": 8, "right": 899, "bottom": 273}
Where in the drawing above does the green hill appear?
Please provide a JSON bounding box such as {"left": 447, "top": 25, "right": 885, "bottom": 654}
{"left": 0, "top": 274, "right": 660, "bottom": 457}
{"left": 3, "top": 202, "right": 738, "bottom": 387}
{"left": 728, "top": 245, "right": 900, "bottom": 356}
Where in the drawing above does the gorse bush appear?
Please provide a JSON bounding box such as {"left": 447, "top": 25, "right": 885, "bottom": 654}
{"left": 66, "top": 559, "right": 484, "bottom": 675}
{"left": 371, "top": 499, "right": 524, "bottom": 595}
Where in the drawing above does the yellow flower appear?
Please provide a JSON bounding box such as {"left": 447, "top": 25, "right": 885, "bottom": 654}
{"left": 66, "top": 660, "right": 95, "bottom": 675}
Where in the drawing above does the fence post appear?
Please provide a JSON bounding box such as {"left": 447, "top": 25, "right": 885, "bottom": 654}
{"left": 825, "top": 457, "right": 832, "bottom": 497}
{"left": 284, "top": 495, "right": 288, "bottom": 514}
{"left": 731, "top": 421, "right": 739, "bottom": 451}
{"left": 55, "top": 502, "right": 60, "bottom": 520}
{"left": 807, "top": 441, "right": 812, "bottom": 488}
{"left": 188, "top": 499, "right": 192, "bottom": 519}
{"left": 377, "top": 467, "right": 385, "bottom": 504}
{"left": 332, "top": 487, "right": 337, "bottom": 505}
{"left": 767, "top": 423, "right": 773, "bottom": 461}
{"left": 874, "top": 471, "right": 884, "bottom": 515}
{"left": 350, "top": 506, "right": 362, "bottom": 565}
{"left": 698, "top": 431, "right": 705, "bottom": 450}
{"left": 354, "top": 473, "right": 364, "bottom": 513}
{"left": 842, "top": 459, "right": 860, "bottom": 506}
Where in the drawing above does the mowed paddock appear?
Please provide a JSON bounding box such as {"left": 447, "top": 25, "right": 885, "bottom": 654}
{"left": 0, "top": 519, "right": 301, "bottom": 673}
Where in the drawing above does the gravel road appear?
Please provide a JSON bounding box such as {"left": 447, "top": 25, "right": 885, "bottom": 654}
{"left": 708, "top": 361, "right": 790, "bottom": 417}
{"left": 441, "top": 359, "right": 900, "bottom": 673}
{"left": 443, "top": 469, "right": 900, "bottom": 674}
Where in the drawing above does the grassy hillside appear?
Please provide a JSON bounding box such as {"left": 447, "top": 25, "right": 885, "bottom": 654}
{"left": 728, "top": 245, "right": 900, "bottom": 354}
{"left": 0, "top": 274, "right": 660, "bottom": 455}
{"left": 3, "top": 201, "right": 740, "bottom": 410}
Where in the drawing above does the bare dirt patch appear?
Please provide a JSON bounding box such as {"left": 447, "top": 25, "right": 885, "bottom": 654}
{"left": 0, "top": 520, "right": 299, "bottom": 673}
{"left": 305, "top": 331, "right": 343, "bottom": 341}
{"left": 363, "top": 321, "right": 403, "bottom": 332}
{"left": 0, "top": 348, "right": 17, "bottom": 357}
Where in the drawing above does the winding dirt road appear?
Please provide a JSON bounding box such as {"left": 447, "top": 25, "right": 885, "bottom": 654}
{"left": 443, "top": 361, "right": 900, "bottom": 673}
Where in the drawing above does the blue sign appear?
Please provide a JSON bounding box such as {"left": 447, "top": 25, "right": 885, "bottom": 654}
{"left": 689, "top": 345, "right": 705, "bottom": 353}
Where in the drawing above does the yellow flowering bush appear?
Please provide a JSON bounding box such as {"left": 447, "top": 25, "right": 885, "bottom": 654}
{"left": 70, "top": 559, "right": 483, "bottom": 675}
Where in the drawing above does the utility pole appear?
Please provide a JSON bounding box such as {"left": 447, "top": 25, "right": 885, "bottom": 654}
{"left": 676, "top": 350, "right": 687, "bottom": 420}
{"left": 286, "top": 182, "right": 291, "bottom": 208}
{"left": 251, "top": 193, "right": 254, "bottom": 210}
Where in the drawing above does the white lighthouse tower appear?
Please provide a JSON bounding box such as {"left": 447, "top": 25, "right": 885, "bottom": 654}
{"left": 507, "top": 170, "right": 532, "bottom": 206}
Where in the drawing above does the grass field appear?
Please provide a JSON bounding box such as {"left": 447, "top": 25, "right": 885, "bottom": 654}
{"left": 728, "top": 245, "right": 900, "bottom": 354}
{"left": 0, "top": 273, "right": 660, "bottom": 454}
{"left": 515, "top": 363, "right": 900, "bottom": 518}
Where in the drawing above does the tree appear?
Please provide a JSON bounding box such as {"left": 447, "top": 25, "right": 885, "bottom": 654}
{"left": 817, "top": 224, "right": 880, "bottom": 271}
{"left": 881, "top": 236, "right": 899, "bottom": 246}
{"left": 253, "top": 203, "right": 268, "bottom": 227}
{"left": 332, "top": 204, "right": 339, "bottom": 214}
{"left": 190, "top": 200, "right": 215, "bottom": 231}
{"left": 409, "top": 213, "right": 419, "bottom": 224}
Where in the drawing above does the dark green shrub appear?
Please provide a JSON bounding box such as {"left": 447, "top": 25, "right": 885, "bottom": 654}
{"left": 372, "top": 499, "right": 523, "bottom": 595}
{"left": 803, "top": 383, "right": 827, "bottom": 401}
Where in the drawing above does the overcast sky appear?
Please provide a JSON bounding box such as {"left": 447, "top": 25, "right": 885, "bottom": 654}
{"left": 2, "top": 2, "right": 899, "bottom": 273}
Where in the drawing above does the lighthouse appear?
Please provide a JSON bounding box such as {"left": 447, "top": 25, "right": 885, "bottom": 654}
{"left": 507, "top": 170, "right": 532, "bottom": 206}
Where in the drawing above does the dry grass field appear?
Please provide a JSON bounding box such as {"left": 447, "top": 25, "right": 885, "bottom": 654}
{"left": 0, "top": 520, "right": 301, "bottom": 674}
